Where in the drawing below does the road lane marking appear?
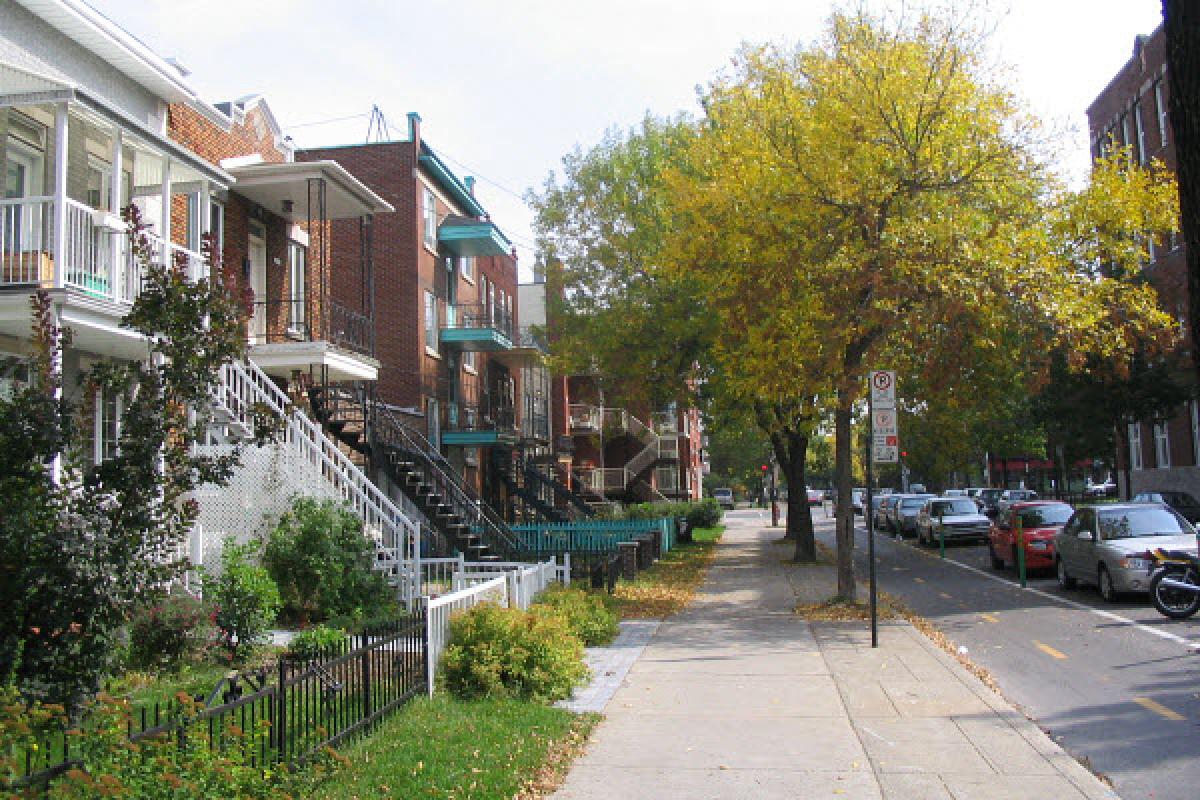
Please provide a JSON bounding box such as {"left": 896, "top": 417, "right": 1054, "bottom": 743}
{"left": 856, "top": 524, "right": 1200, "bottom": 652}
{"left": 938, "top": 592, "right": 953, "bottom": 600}
{"left": 913, "top": 577, "right": 925, "bottom": 584}
{"left": 1134, "top": 697, "right": 1186, "bottom": 721}
{"left": 979, "top": 613, "right": 1000, "bottom": 623}
{"left": 1033, "top": 640, "right": 1068, "bottom": 660}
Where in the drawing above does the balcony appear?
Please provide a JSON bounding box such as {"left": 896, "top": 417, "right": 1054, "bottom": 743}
{"left": 440, "top": 303, "right": 513, "bottom": 352}
{"left": 246, "top": 299, "right": 380, "bottom": 382}
{"left": 436, "top": 214, "right": 511, "bottom": 258}
{"left": 0, "top": 97, "right": 226, "bottom": 359}
{"left": 569, "top": 403, "right": 601, "bottom": 433}
{"left": 441, "top": 385, "right": 518, "bottom": 446}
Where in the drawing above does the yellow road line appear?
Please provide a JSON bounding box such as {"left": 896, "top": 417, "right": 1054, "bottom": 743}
{"left": 1135, "top": 697, "right": 1186, "bottom": 721}
{"left": 979, "top": 613, "right": 1000, "bottom": 623}
{"left": 914, "top": 577, "right": 925, "bottom": 584}
{"left": 1033, "top": 640, "right": 1068, "bottom": 660}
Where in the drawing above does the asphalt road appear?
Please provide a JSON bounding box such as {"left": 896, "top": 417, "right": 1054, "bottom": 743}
{"left": 779, "top": 506, "right": 1200, "bottom": 800}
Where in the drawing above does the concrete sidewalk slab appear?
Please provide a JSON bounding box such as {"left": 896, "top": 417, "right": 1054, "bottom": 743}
{"left": 552, "top": 516, "right": 1120, "bottom": 800}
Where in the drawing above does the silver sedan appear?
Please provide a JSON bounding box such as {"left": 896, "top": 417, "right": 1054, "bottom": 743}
{"left": 1054, "top": 504, "right": 1199, "bottom": 601}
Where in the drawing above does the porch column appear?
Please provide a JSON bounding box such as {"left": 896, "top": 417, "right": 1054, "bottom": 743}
{"left": 109, "top": 128, "right": 123, "bottom": 297}
{"left": 52, "top": 103, "right": 68, "bottom": 288}
{"left": 160, "top": 156, "right": 172, "bottom": 251}
{"left": 198, "top": 179, "right": 211, "bottom": 279}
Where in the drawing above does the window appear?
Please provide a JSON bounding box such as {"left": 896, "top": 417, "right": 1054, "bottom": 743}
{"left": 462, "top": 350, "right": 476, "bottom": 373}
{"left": 288, "top": 241, "right": 306, "bottom": 334}
{"left": 424, "top": 291, "right": 438, "bottom": 351}
{"left": 1154, "top": 422, "right": 1171, "bottom": 468}
{"left": 92, "top": 388, "right": 121, "bottom": 465}
{"left": 209, "top": 200, "right": 225, "bottom": 256}
{"left": 86, "top": 155, "right": 112, "bottom": 211}
{"left": 1128, "top": 422, "right": 1143, "bottom": 470}
{"left": 423, "top": 188, "right": 437, "bottom": 249}
{"left": 1155, "top": 80, "right": 1169, "bottom": 147}
{"left": 1192, "top": 400, "right": 1200, "bottom": 466}
{"left": 460, "top": 256, "right": 474, "bottom": 282}
{"left": 1134, "top": 102, "right": 1146, "bottom": 164}
{"left": 1119, "top": 113, "right": 1130, "bottom": 147}
{"left": 5, "top": 138, "right": 45, "bottom": 252}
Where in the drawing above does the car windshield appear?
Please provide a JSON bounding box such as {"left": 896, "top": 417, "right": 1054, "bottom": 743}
{"left": 935, "top": 499, "right": 978, "bottom": 515}
{"left": 902, "top": 496, "right": 931, "bottom": 509}
{"left": 1017, "top": 505, "right": 1072, "bottom": 528}
{"left": 1098, "top": 507, "right": 1193, "bottom": 540}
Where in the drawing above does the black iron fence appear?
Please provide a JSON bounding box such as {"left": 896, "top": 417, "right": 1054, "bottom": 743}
{"left": 10, "top": 614, "right": 426, "bottom": 793}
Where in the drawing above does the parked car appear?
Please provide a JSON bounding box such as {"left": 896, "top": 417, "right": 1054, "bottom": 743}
{"left": 942, "top": 489, "right": 966, "bottom": 497}
{"left": 1131, "top": 491, "right": 1200, "bottom": 524}
{"left": 1055, "top": 503, "right": 1200, "bottom": 601}
{"left": 890, "top": 494, "right": 935, "bottom": 538}
{"left": 988, "top": 501, "right": 1074, "bottom": 572}
{"left": 852, "top": 488, "right": 867, "bottom": 515}
{"left": 806, "top": 488, "right": 824, "bottom": 506}
{"left": 916, "top": 497, "right": 991, "bottom": 546}
{"left": 976, "top": 488, "right": 1005, "bottom": 516}
{"left": 874, "top": 495, "right": 899, "bottom": 532}
{"left": 997, "top": 489, "right": 1038, "bottom": 516}
{"left": 712, "top": 488, "right": 734, "bottom": 510}
{"left": 964, "top": 487, "right": 986, "bottom": 500}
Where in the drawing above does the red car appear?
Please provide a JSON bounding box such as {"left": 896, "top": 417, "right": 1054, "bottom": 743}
{"left": 988, "top": 501, "right": 1074, "bottom": 571}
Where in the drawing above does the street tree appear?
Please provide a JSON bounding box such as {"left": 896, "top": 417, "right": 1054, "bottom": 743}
{"left": 665, "top": 8, "right": 1178, "bottom": 601}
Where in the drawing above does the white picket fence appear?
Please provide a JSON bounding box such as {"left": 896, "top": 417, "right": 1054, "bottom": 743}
{"left": 423, "top": 557, "right": 566, "bottom": 695}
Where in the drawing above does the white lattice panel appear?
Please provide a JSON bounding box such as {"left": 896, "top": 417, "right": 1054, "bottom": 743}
{"left": 190, "top": 441, "right": 345, "bottom": 576}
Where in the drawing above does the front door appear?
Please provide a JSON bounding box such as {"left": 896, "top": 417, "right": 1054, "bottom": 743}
{"left": 248, "top": 225, "right": 267, "bottom": 344}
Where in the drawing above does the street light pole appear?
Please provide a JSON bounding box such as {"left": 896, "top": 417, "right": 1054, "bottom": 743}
{"left": 770, "top": 456, "right": 779, "bottom": 527}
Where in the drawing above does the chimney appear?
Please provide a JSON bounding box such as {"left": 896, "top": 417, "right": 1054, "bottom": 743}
{"left": 465, "top": 176, "right": 476, "bottom": 195}
{"left": 533, "top": 256, "right": 546, "bottom": 284}
{"left": 407, "top": 111, "right": 422, "bottom": 146}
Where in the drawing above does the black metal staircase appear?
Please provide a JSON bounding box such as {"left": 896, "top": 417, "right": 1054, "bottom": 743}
{"left": 522, "top": 458, "right": 595, "bottom": 519}
{"left": 309, "top": 383, "right": 519, "bottom": 561}
{"left": 492, "top": 449, "right": 567, "bottom": 523}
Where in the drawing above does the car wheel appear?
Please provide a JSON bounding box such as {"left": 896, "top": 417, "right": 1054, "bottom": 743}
{"left": 1056, "top": 558, "right": 1076, "bottom": 590}
{"left": 988, "top": 543, "right": 1004, "bottom": 570}
{"left": 1098, "top": 565, "right": 1117, "bottom": 603}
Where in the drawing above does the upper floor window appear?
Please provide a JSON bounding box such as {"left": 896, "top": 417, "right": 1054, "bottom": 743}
{"left": 289, "top": 241, "right": 307, "bottom": 334}
{"left": 423, "top": 188, "right": 437, "bottom": 250}
{"left": 424, "top": 290, "right": 438, "bottom": 351}
{"left": 1134, "top": 102, "right": 1147, "bottom": 164}
{"left": 1154, "top": 421, "right": 1171, "bottom": 468}
{"left": 461, "top": 256, "right": 474, "bottom": 282}
{"left": 1119, "top": 113, "right": 1131, "bottom": 148}
{"left": 1155, "top": 79, "right": 1170, "bottom": 148}
{"left": 1128, "top": 422, "right": 1143, "bottom": 471}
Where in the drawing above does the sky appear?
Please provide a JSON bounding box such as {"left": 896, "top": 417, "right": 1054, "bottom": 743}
{"left": 90, "top": 0, "right": 1168, "bottom": 281}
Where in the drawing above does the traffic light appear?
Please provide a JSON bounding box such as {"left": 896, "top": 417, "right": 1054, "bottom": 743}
{"left": 761, "top": 464, "right": 769, "bottom": 472}
{"left": 900, "top": 451, "right": 907, "bottom": 458}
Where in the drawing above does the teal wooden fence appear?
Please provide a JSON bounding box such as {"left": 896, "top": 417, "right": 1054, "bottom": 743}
{"left": 509, "top": 517, "right": 678, "bottom": 556}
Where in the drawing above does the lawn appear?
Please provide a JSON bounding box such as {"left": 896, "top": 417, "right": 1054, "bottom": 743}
{"left": 305, "top": 695, "right": 599, "bottom": 799}
{"left": 609, "top": 525, "right": 724, "bottom": 618}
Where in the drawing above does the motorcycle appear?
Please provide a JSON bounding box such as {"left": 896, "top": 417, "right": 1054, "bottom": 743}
{"left": 1147, "top": 548, "right": 1200, "bottom": 619}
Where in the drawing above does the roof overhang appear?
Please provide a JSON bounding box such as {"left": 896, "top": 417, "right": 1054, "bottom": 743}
{"left": 249, "top": 342, "right": 379, "bottom": 382}
{"left": 226, "top": 161, "right": 394, "bottom": 221}
{"left": 418, "top": 144, "right": 486, "bottom": 217}
{"left": 438, "top": 216, "right": 511, "bottom": 257}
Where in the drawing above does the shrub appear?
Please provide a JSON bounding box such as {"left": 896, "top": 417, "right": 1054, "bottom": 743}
{"left": 204, "top": 538, "right": 281, "bottom": 664}
{"left": 616, "top": 500, "right": 723, "bottom": 530}
{"left": 287, "top": 625, "right": 347, "bottom": 660}
{"left": 263, "top": 497, "right": 395, "bottom": 625}
{"left": 534, "top": 585, "right": 619, "bottom": 646}
{"left": 126, "top": 589, "right": 210, "bottom": 671}
{"left": 441, "top": 604, "right": 587, "bottom": 702}
{"left": 686, "top": 498, "right": 723, "bottom": 529}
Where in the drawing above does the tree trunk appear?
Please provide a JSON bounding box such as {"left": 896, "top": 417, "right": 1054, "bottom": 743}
{"left": 779, "top": 432, "right": 816, "bottom": 561}
{"left": 834, "top": 396, "right": 857, "bottom": 602}
{"left": 1163, "top": 1, "right": 1200, "bottom": 388}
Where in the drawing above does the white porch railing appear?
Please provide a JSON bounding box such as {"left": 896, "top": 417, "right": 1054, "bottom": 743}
{"left": 212, "top": 358, "right": 423, "bottom": 602}
{"left": 0, "top": 196, "right": 205, "bottom": 305}
{"left": 423, "top": 557, "right": 565, "bottom": 695}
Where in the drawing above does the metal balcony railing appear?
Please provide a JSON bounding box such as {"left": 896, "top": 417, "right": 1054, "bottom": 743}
{"left": 442, "top": 302, "right": 513, "bottom": 339}
{"left": 249, "top": 299, "right": 374, "bottom": 356}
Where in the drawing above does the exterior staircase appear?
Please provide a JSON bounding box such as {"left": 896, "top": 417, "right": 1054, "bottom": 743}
{"left": 208, "top": 360, "right": 421, "bottom": 599}
{"left": 309, "top": 386, "right": 519, "bottom": 561}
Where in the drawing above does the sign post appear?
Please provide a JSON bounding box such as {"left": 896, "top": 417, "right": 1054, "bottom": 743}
{"left": 867, "top": 371, "right": 898, "bottom": 649}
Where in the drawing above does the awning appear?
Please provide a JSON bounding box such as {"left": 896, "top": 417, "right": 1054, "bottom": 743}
{"left": 226, "top": 161, "right": 393, "bottom": 222}
{"left": 438, "top": 215, "right": 511, "bottom": 257}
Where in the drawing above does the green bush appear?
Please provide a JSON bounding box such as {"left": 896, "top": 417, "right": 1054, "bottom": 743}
{"left": 441, "top": 604, "right": 587, "bottom": 702}
{"left": 287, "top": 624, "right": 347, "bottom": 660}
{"left": 534, "top": 585, "right": 619, "bottom": 646}
{"left": 204, "top": 538, "right": 281, "bottom": 664}
{"left": 686, "top": 498, "right": 723, "bottom": 529}
{"left": 126, "top": 589, "right": 210, "bottom": 671}
{"left": 263, "top": 497, "right": 395, "bottom": 625}
{"left": 615, "top": 500, "right": 723, "bottom": 530}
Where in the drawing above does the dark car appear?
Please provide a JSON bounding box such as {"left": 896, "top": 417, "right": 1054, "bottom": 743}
{"left": 890, "top": 494, "right": 935, "bottom": 538}
{"left": 976, "top": 488, "right": 1005, "bottom": 517}
{"left": 1131, "top": 491, "right": 1200, "bottom": 524}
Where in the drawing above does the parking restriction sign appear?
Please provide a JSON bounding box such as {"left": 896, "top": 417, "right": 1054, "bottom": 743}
{"left": 869, "top": 370, "right": 896, "bottom": 409}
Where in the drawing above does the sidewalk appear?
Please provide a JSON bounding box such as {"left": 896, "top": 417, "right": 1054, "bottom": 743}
{"left": 552, "top": 516, "right": 1118, "bottom": 800}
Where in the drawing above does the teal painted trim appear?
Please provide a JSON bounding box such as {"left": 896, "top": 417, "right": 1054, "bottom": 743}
{"left": 418, "top": 146, "right": 486, "bottom": 217}
{"left": 440, "top": 430, "right": 518, "bottom": 446}
{"left": 440, "top": 327, "right": 512, "bottom": 351}
{"left": 438, "top": 221, "right": 511, "bottom": 256}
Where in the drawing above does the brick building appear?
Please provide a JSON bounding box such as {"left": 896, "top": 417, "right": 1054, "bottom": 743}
{"left": 300, "top": 114, "right": 549, "bottom": 516}
{"left": 1088, "top": 25, "right": 1199, "bottom": 499}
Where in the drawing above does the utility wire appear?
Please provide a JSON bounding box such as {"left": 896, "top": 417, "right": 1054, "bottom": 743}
{"left": 281, "top": 111, "right": 371, "bottom": 130}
